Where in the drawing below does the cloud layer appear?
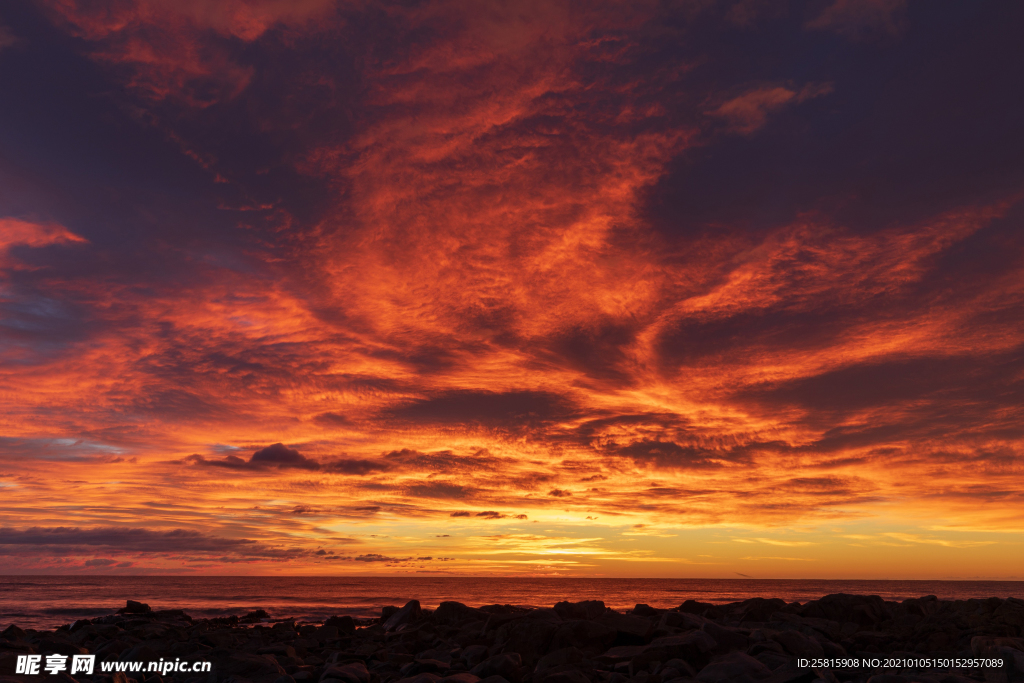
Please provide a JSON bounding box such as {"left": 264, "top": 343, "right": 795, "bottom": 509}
{"left": 1, "top": 0, "right": 1023, "bottom": 576}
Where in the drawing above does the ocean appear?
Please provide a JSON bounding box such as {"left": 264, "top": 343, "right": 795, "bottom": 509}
{"left": 3, "top": 576, "right": 1023, "bottom": 630}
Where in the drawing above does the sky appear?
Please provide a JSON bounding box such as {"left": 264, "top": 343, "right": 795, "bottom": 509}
{"left": 1, "top": 0, "right": 1023, "bottom": 579}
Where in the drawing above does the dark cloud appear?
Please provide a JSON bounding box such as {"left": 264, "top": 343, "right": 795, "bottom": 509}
{"left": 352, "top": 554, "right": 402, "bottom": 562}
{"left": 83, "top": 558, "right": 118, "bottom": 567}
{"left": 406, "top": 482, "right": 473, "bottom": 499}
{"left": 805, "top": 0, "right": 907, "bottom": 40}
{"left": 185, "top": 444, "right": 390, "bottom": 474}
{"left": 737, "top": 348, "right": 1024, "bottom": 441}
{"left": 251, "top": 443, "right": 320, "bottom": 470}
{"left": 0, "top": 526, "right": 349, "bottom": 561}
{"left": 387, "top": 390, "right": 577, "bottom": 428}
{"left": 613, "top": 440, "right": 735, "bottom": 469}
{"left": 382, "top": 448, "right": 501, "bottom": 474}
{"left": 313, "top": 412, "right": 350, "bottom": 426}
{"left": 548, "top": 489, "right": 572, "bottom": 497}
{"left": 544, "top": 323, "right": 637, "bottom": 382}
{"left": 449, "top": 511, "right": 471, "bottom": 517}
{"left": 323, "top": 458, "right": 392, "bottom": 475}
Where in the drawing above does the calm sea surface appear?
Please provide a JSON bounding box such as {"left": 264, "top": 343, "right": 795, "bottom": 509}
{"left": 3, "top": 576, "right": 1023, "bottom": 630}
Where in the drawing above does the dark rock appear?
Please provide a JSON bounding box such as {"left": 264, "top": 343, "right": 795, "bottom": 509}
{"left": 536, "top": 647, "right": 585, "bottom": 671}
{"left": 436, "top": 603, "right": 487, "bottom": 626}
{"left": 534, "top": 670, "right": 592, "bottom": 683}
{"left": 69, "top": 619, "right": 92, "bottom": 633}
{"left": 1, "top": 625, "right": 27, "bottom": 641}
{"left": 596, "top": 645, "right": 648, "bottom": 664}
{"left": 384, "top": 601, "right": 424, "bottom": 632}
{"left": 317, "top": 625, "right": 340, "bottom": 640}
{"left": 633, "top": 632, "right": 718, "bottom": 671}
{"left": 498, "top": 620, "right": 560, "bottom": 667}
{"left": 462, "top": 645, "right": 490, "bottom": 668}
{"left": 598, "top": 614, "right": 654, "bottom": 645}
{"left": 701, "top": 622, "right": 749, "bottom": 654}
{"left": 120, "top": 600, "right": 152, "bottom": 614}
{"left": 695, "top": 652, "right": 772, "bottom": 683}
{"left": 206, "top": 648, "right": 287, "bottom": 682}
{"left": 35, "top": 638, "right": 89, "bottom": 656}
{"left": 550, "top": 621, "right": 617, "bottom": 656}
{"left": 477, "top": 677, "right": 512, "bottom": 683}
{"left": 261, "top": 644, "right": 299, "bottom": 659}
{"left": 770, "top": 631, "right": 824, "bottom": 658}
{"left": 321, "top": 661, "right": 370, "bottom": 683}
{"left": 660, "top": 658, "right": 696, "bottom": 677}
{"left": 632, "top": 605, "right": 663, "bottom": 618}
{"left": 395, "top": 675, "right": 442, "bottom": 683}
{"left": 401, "top": 659, "right": 450, "bottom": 676}
{"left": 479, "top": 605, "right": 528, "bottom": 615}
{"left": 553, "top": 602, "right": 606, "bottom": 621}
{"left": 800, "top": 595, "right": 888, "bottom": 629}
{"left": 470, "top": 653, "right": 522, "bottom": 682}
{"left": 679, "top": 601, "right": 722, "bottom": 620}
{"left": 243, "top": 609, "right": 271, "bottom": 623}
{"left": 324, "top": 616, "right": 356, "bottom": 636}
{"left": 660, "top": 612, "right": 707, "bottom": 632}
{"left": 441, "top": 675, "right": 480, "bottom": 683}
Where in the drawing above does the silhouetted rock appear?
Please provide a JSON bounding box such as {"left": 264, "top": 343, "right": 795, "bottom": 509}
{"left": 324, "top": 615, "right": 357, "bottom": 635}
{"left": 119, "top": 600, "right": 151, "bottom": 614}
{"left": 553, "top": 601, "right": 606, "bottom": 620}
{"left": 384, "top": 600, "right": 423, "bottom": 632}
{"left": 2, "top": 592, "right": 1021, "bottom": 683}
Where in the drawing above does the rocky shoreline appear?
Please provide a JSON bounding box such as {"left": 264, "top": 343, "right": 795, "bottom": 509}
{"left": 2, "top": 594, "right": 1023, "bottom": 683}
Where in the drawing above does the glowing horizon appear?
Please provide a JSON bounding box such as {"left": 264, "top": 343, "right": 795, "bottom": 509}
{"left": 1, "top": 0, "right": 1023, "bottom": 578}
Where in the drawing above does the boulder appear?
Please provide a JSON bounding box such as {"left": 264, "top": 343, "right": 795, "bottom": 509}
{"left": 735, "top": 599, "right": 788, "bottom": 623}
{"left": 436, "top": 602, "right": 487, "bottom": 625}
{"left": 401, "top": 659, "right": 450, "bottom": 676}
{"left": 441, "top": 675, "right": 481, "bottom": 683}
{"left": 553, "top": 601, "right": 606, "bottom": 620}
{"left": 695, "top": 652, "right": 772, "bottom": 683}
{"left": 1, "top": 625, "right": 27, "bottom": 641}
{"left": 320, "top": 661, "right": 370, "bottom": 683}
{"left": 384, "top": 600, "right": 423, "bottom": 632}
{"left": 470, "top": 653, "right": 522, "bottom": 682}
{"left": 680, "top": 601, "right": 723, "bottom": 620}
{"left": 120, "top": 600, "right": 152, "bottom": 614}
{"left": 701, "top": 622, "right": 750, "bottom": 654}
{"left": 632, "top": 605, "right": 663, "bottom": 617}
{"left": 462, "top": 645, "right": 490, "bottom": 668}
{"left": 497, "top": 619, "right": 560, "bottom": 666}
{"left": 632, "top": 631, "right": 718, "bottom": 671}
{"left": 394, "top": 675, "right": 442, "bottom": 683}
{"left": 549, "top": 620, "right": 617, "bottom": 656}
{"left": 800, "top": 594, "right": 888, "bottom": 629}
{"left": 770, "top": 631, "right": 824, "bottom": 658}
{"left": 597, "top": 614, "right": 654, "bottom": 645}
{"left": 536, "top": 647, "right": 585, "bottom": 671}
{"left": 324, "top": 616, "right": 356, "bottom": 635}
{"left": 207, "top": 649, "right": 287, "bottom": 683}
{"left": 535, "top": 670, "right": 592, "bottom": 683}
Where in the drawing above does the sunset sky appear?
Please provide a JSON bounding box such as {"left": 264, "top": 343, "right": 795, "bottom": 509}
{"left": 1, "top": 0, "right": 1023, "bottom": 579}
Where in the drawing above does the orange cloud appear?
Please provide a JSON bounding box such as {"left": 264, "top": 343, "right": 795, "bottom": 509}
{"left": 2, "top": 0, "right": 1023, "bottom": 577}
{"left": 709, "top": 83, "right": 833, "bottom": 134}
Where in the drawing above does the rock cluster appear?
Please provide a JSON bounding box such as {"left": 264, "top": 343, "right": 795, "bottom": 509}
{"left": 2, "top": 594, "right": 1024, "bottom": 683}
